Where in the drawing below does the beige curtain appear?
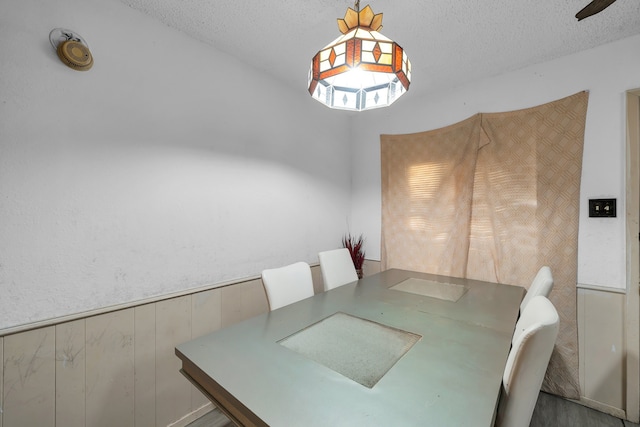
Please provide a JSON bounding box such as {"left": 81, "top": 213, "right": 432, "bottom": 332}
{"left": 380, "top": 91, "right": 589, "bottom": 398}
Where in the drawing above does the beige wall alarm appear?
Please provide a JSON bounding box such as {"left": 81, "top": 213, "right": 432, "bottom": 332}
{"left": 49, "top": 28, "right": 93, "bottom": 71}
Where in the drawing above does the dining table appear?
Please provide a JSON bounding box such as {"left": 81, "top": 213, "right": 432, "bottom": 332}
{"left": 175, "top": 268, "right": 525, "bottom": 427}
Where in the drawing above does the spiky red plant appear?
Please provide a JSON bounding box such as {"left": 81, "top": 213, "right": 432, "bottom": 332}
{"left": 342, "top": 233, "right": 365, "bottom": 272}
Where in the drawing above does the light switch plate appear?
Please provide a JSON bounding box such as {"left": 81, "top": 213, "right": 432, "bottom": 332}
{"left": 589, "top": 198, "right": 616, "bottom": 218}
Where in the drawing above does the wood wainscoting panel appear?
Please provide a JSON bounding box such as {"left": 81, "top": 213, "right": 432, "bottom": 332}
{"left": 363, "top": 260, "right": 382, "bottom": 277}
{"left": 85, "top": 309, "right": 135, "bottom": 427}
{"left": 191, "top": 288, "right": 222, "bottom": 337}
{"left": 0, "top": 273, "right": 296, "bottom": 427}
{"left": 55, "top": 319, "right": 86, "bottom": 427}
{"left": 191, "top": 288, "right": 223, "bottom": 410}
{"left": 156, "top": 296, "right": 192, "bottom": 426}
{"left": 311, "top": 264, "right": 324, "bottom": 295}
{"left": 220, "top": 279, "right": 269, "bottom": 328}
{"left": 2, "top": 327, "right": 55, "bottom": 427}
{"left": 134, "top": 303, "right": 157, "bottom": 427}
{"left": 578, "top": 287, "right": 625, "bottom": 415}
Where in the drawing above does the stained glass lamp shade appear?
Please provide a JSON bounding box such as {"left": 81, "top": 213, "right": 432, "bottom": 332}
{"left": 307, "top": 4, "right": 411, "bottom": 112}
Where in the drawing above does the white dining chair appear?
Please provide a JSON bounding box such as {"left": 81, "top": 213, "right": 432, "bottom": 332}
{"left": 496, "top": 295, "right": 559, "bottom": 427}
{"left": 261, "top": 261, "right": 315, "bottom": 311}
{"left": 318, "top": 248, "right": 359, "bottom": 291}
{"left": 520, "top": 266, "right": 554, "bottom": 312}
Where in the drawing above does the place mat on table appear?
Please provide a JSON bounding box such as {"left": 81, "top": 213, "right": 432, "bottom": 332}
{"left": 389, "top": 278, "right": 468, "bottom": 302}
{"left": 278, "top": 312, "right": 421, "bottom": 388}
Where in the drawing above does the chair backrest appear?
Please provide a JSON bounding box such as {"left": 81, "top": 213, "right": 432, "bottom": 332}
{"left": 318, "top": 248, "right": 359, "bottom": 291}
{"left": 261, "top": 261, "right": 315, "bottom": 311}
{"left": 520, "top": 266, "right": 554, "bottom": 312}
{"left": 496, "top": 296, "right": 559, "bottom": 427}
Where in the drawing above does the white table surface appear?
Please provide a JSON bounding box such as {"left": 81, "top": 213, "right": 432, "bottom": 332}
{"left": 176, "top": 268, "right": 525, "bottom": 427}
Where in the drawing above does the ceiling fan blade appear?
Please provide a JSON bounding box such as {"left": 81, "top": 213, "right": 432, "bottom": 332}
{"left": 576, "top": 0, "right": 617, "bottom": 21}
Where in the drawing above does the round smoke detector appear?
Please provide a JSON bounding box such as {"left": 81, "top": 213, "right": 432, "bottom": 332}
{"left": 49, "top": 28, "right": 93, "bottom": 71}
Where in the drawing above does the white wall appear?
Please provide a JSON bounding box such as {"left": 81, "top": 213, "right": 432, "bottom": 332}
{"left": 350, "top": 34, "right": 640, "bottom": 290}
{"left": 3, "top": 1, "right": 637, "bottom": 332}
{"left": 0, "top": 0, "right": 352, "bottom": 330}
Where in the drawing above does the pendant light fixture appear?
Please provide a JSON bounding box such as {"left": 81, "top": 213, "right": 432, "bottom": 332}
{"left": 307, "top": 1, "right": 412, "bottom": 111}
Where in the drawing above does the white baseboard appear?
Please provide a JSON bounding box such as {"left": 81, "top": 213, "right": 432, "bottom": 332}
{"left": 571, "top": 396, "right": 626, "bottom": 420}
{"left": 168, "top": 402, "right": 215, "bottom": 427}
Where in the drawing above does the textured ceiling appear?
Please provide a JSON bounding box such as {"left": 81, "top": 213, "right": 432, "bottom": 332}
{"left": 121, "top": 0, "right": 640, "bottom": 96}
